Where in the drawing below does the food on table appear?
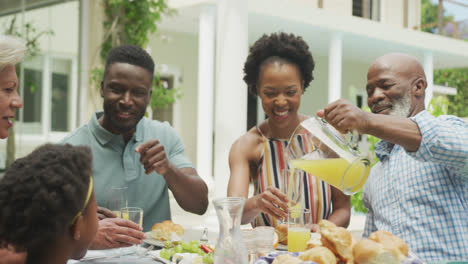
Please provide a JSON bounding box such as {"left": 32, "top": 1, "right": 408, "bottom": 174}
{"left": 255, "top": 219, "right": 415, "bottom": 264}
{"left": 271, "top": 254, "right": 303, "bottom": 264}
{"left": 275, "top": 223, "right": 288, "bottom": 245}
{"left": 151, "top": 220, "right": 184, "bottom": 241}
{"left": 353, "top": 239, "right": 400, "bottom": 264}
{"left": 319, "top": 219, "right": 355, "bottom": 263}
{"left": 306, "top": 233, "right": 322, "bottom": 249}
{"left": 272, "top": 232, "right": 279, "bottom": 250}
{"left": 159, "top": 240, "right": 214, "bottom": 264}
{"left": 368, "top": 230, "right": 408, "bottom": 261}
{"left": 298, "top": 246, "right": 337, "bottom": 264}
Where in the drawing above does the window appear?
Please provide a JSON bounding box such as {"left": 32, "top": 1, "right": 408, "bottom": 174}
{"left": 18, "top": 55, "right": 76, "bottom": 134}
{"left": 353, "top": 0, "right": 380, "bottom": 21}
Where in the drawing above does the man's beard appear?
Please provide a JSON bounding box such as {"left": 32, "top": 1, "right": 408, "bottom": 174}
{"left": 389, "top": 93, "right": 411, "bottom": 117}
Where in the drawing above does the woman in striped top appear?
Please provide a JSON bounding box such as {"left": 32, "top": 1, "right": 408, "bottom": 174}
{"left": 227, "top": 32, "right": 350, "bottom": 231}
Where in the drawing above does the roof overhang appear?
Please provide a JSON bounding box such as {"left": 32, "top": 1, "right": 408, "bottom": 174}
{"left": 163, "top": 0, "right": 468, "bottom": 69}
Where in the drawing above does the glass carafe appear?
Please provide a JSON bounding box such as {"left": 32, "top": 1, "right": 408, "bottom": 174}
{"left": 286, "top": 117, "right": 370, "bottom": 196}
{"left": 213, "top": 197, "right": 248, "bottom": 264}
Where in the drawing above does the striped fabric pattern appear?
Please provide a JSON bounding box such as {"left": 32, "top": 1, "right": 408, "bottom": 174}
{"left": 252, "top": 128, "right": 332, "bottom": 228}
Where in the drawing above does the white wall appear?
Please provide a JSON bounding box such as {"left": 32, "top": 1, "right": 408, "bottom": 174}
{"left": 0, "top": 1, "right": 79, "bottom": 56}
{"left": 406, "top": 0, "right": 421, "bottom": 29}
{"left": 299, "top": 55, "right": 329, "bottom": 116}
{"left": 148, "top": 31, "right": 199, "bottom": 165}
{"left": 299, "top": 55, "right": 370, "bottom": 116}
{"left": 341, "top": 59, "right": 370, "bottom": 104}
{"left": 322, "top": 0, "right": 352, "bottom": 16}
{"left": 382, "top": 0, "right": 405, "bottom": 27}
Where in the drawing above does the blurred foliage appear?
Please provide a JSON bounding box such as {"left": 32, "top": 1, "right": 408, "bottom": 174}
{"left": 427, "top": 95, "right": 449, "bottom": 117}
{"left": 351, "top": 106, "right": 377, "bottom": 214}
{"left": 93, "top": 0, "right": 179, "bottom": 110}
{"left": 3, "top": 16, "right": 54, "bottom": 57}
{"left": 150, "top": 73, "right": 181, "bottom": 110}
{"left": 434, "top": 68, "right": 468, "bottom": 117}
{"left": 421, "top": 0, "right": 468, "bottom": 118}
{"left": 421, "top": 0, "right": 454, "bottom": 33}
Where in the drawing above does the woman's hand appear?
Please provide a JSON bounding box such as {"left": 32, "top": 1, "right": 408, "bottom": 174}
{"left": 254, "top": 186, "right": 289, "bottom": 221}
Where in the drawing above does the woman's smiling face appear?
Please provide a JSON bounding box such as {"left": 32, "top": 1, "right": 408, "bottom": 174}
{"left": 257, "top": 61, "right": 304, "bottom": 131}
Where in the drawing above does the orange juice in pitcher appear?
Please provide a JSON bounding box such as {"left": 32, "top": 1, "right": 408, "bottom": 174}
{"left": 287, "top": 117, "right": 370, "bottom": 195}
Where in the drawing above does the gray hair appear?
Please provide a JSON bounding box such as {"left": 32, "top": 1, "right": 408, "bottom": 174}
{"left": 0, "top": 35, "right": 26, "bottom": 71}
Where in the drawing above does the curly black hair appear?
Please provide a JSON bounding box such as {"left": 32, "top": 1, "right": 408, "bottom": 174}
{"left": 104, "top": 44, "right": 155, "bottom": 78}
{"left": 0, "top": 144, "right": 92, "bottom": 252}
{"left": 243, "top": 32, "right": 315, "bottom": 95}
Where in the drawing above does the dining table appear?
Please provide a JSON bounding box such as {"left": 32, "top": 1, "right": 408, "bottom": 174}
{"left": 67, "top": 226, "right": 219, "bottom": 264}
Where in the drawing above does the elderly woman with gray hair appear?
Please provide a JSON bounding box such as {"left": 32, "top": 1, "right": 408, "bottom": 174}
{"left": 0, "top": 34, "right": 26, "bottom": 264}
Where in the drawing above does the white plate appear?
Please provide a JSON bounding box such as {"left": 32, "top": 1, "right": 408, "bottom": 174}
{"left": 143, "top": 228, "right": 217, "bottom": 247}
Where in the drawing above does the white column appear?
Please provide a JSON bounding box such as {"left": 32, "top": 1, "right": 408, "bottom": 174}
{"left": 328, "top": 33, "right": 342, "bottom": 103}
{"left": 78, "top": 0, "right": 89, "bottom": 126}
{"left": 196, "top": 5, "right": 216, "bottom": 188}
{"left": 423, "top": 52, "right": 434, "bottom": 108}
{"left": 213, "top": 0, "right": 248, "bottom": 198}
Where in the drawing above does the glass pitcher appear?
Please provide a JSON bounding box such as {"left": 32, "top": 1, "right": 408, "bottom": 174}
{"left": 213, "top": 197, "right": 248, "bottom": 264}
{"left": 285, "top": 116, "right": 370, "bottom": 196}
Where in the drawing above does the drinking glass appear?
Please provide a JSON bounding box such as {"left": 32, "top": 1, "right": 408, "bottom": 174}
{"left": 120, "top": 207, "right": 143, "bottom": 228}
{"left": 254, "top": 226, "right": 275, "bottom": 257}
{"left": 287, "top": 208, "right": 311, "bottom": 252}
{"left": 120, "top": 207, "right": 144, "bottom": 255}
{"left": 241, "top": 229, "right": 257, "bottom": 264}
{"left": 107, "top": 186, "right": 128, "bottom": 218}
{"left": 281, "top": 169, "right": 304, "bottom": 210}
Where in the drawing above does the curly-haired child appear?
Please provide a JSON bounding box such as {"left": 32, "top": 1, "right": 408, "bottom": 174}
{"left": 0, "top": 144, "right": 98, "bottom": 264}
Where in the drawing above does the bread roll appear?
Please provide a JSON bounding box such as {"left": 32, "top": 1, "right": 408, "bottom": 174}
{"left": 151, "top": 220, "right": 184, "bottom": 241}
{"left": 318, "top": 220, "right": 354, "bottom": 263}
{"left": 275, "top": 223, "right": 288, "bottom": 245}
{"left": 272, "top": 254, "right": 302, "bottom": 264}
{"left": 353, "top": 239, "right": 400, "bottom": 264}
{"left": 306, "top": 232, "right": 322, "bottom": 249}
{"left": 298, "top": 246, "right": 337, "bottom": 264}
{"left": 368, "top": 230, "right": 408, "bottom": 260}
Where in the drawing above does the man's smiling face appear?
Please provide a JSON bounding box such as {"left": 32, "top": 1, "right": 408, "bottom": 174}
{"left": 366, "top": 62, "right": 413, "bottom": 118}
{"left": 100, "top": 62, "right": 152, "bottom": 137}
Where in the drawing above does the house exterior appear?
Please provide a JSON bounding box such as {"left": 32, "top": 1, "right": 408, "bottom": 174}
{"left": 1, "top": 0, "right": 468, "bottom": 196}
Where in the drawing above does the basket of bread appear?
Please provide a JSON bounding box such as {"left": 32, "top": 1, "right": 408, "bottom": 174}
{"left": 255, "top": 220, "right": 423, "bottom": 264}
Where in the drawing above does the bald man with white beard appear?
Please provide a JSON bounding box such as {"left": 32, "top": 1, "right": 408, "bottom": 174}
{"left": 316, "top": 53, "right": 468, "bottom": 261}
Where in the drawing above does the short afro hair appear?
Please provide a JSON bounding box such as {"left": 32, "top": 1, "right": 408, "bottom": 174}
{"left": 104, "top": 44, "right": 155, "bottom": 79}
{"left": 243, "top": 32, "right": 315, "bottom": 95}
{"left": 0, "top": 144, "right": 92, "bottom": 252}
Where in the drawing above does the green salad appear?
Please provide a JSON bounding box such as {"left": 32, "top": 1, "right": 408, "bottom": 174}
{"left": 160, "top": 240, "right": 214, "bottom": 264}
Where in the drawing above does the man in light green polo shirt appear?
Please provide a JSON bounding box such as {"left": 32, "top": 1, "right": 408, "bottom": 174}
{"left": 62, "top": 45, "right": 209, "bottom": 249}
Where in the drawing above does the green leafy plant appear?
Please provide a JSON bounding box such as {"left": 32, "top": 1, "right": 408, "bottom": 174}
{"left": 150, "top": 73, "right": 181, "bottom": 110}
{"left": 93, "top": 0, "right": 178, "bottom": 110}
{"left": 427, "top": 96, "right": 449, "bottom": 117}
{"left": 434, "top": 68, "right": 468, "bottom": 117}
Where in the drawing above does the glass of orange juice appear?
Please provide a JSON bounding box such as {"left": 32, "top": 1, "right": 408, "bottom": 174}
{"left": 287, "top": 208, "right": 311, "bottom": 252}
